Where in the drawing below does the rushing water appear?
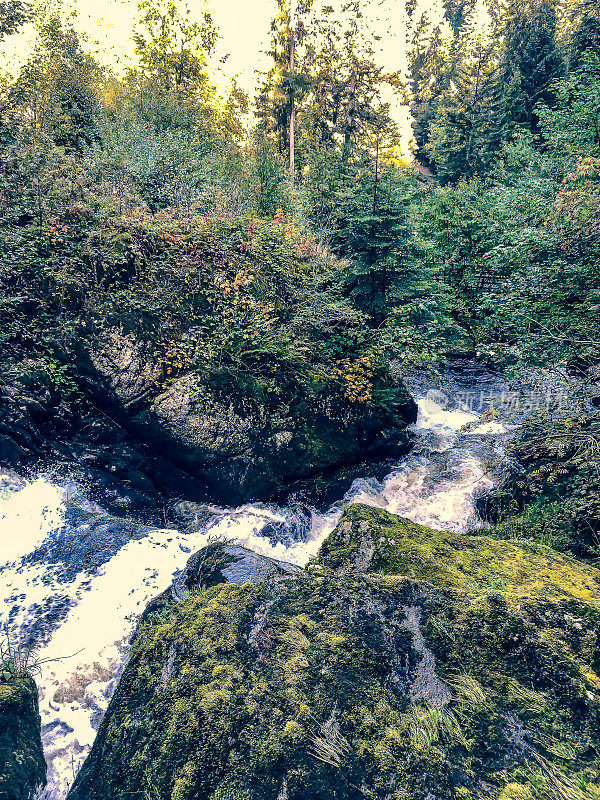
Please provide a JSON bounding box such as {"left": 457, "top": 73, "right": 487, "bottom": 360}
{"left": 0, "top": 365, "right": 514, "bottom": 798}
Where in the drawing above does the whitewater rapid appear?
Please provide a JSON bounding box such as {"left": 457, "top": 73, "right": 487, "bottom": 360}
{"left": 0, "top": 369, "right": 513, "bottom": 798}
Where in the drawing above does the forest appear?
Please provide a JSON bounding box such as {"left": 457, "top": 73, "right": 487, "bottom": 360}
{"left": 1, "top": 0, "right": 600, "bottom": 798}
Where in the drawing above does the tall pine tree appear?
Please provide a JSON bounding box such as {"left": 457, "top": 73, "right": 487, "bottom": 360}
{"left": 425, "top": 29, "right": 503, "bottom": 183}
{"left": 408, "top": 17, "right": 455, "bottom": 168}
{"left": 498, "top": 0, "right": 564, "bottom": 135}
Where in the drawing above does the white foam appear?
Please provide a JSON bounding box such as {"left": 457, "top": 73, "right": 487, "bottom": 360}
{"left": 416, "top": 398, "right": 477, "bottom": 431}
{"left": 0, "top": 479, "right": 65, "bottom": 563}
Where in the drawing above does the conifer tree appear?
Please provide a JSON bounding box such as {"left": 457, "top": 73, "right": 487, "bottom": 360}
{"left": 568, "top": 0, "right": 600, "bottom": 68}
{"left": 0, "top": 0, "right": 30, "bottom": 39}
{"left": 408, "top": 17, "right": 455, "bottom": 167}
{"left": 12, "top": 13, "right": 102, "bottom": 151}
{"left": 257, "top": 0, "right": 401, "bottom": 189}
{"left": 498, "top": 0, "right": 564, "bottom": 135}
{"left": 333, "top": 120, "right": 414, "bottom": 325}
{"left": 425, "top": 31, "right": 502, "bottom": 183}
{"left": 443, "top": 0, "right": 477, "bottom": 34}
{"left": 255, "top": 0, "right": 312, "bottom": 172}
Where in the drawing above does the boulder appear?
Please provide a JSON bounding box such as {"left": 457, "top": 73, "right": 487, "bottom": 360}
{"left": 170, "top": 543, "right": 303, "bottom": 599}
{"left": 68, "top": 506, "right": 600, "bottom": 800}
{"left": 75, "top": 330, "right": 161, "bottom": 412}
{"left": 75, "top": 331, "right": 417, "bottom": 503}
{"left": 0, "top": 675, "right": 46, "bottom": 799}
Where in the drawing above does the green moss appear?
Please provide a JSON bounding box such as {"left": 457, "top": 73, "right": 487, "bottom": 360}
{"left": 498, "top": 784, "right": 535, "bottom": 800}
{"left": 0, "top": 675, "right": 46, "bottom": 800}
{"left": 482, "top": 414, "right": 600, "bottom": 562}
{"left": 323, "top": 504, "right": 600, "bottom": 607}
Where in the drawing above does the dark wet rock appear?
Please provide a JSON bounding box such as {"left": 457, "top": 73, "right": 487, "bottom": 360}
{"left": 133, "top": 376, "right": 416, "bottom": 504}
{"left": 68, "top": 506, "right": 600, "bottom": 800}
{"left": 257, "top": 505, "right": 312, "bottom": 546}
{"left": 0, "top": 675, "right": 46, "bottom": 799}
{"left": 171, "top": 543, "right": 303, "bottom": 599}
{"left": 168, "top": 501, "right": 218, "bottom": 531}
{"left": 76, "top": 331, "right": 161, "bottom": 412}
{"left": 0, "top": 329, "right": 416, "bottom": 513}
{"left": 72, "top": 331, "right": 417, "bottom": 505}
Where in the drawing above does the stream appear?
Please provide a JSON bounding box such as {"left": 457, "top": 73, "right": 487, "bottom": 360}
{"left": 0, "top": 363, "right": 516, "bottom": 798}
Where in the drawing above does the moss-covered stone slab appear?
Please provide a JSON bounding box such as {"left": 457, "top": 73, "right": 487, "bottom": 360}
{"left": 0, "top": 675, "right": 46, "bottom": 800}
{"left": 68, "top": 506, "right": 600, "bottom": 800}
{"left": 321, "top": 505, "right": 600, "bottom": 607}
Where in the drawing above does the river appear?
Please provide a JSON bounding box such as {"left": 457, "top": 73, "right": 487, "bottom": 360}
{"left": 0, "top": 363, "right": 515, "bottom": 798}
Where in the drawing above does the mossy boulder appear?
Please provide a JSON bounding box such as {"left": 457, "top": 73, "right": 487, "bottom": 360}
{"left": 68, "top": 506, "right": 600, "bottom": 800}
{"left": 479, "top": 409, "right": 600, "bottom": 561}
{"left": 79, "top": 332, "right": 417, "bottom": 504}
{"left": 1, "top": 212, "right": 418, "bottom": 509}
{"left": 0, "top": 675, "right": 46, "bottom": 799}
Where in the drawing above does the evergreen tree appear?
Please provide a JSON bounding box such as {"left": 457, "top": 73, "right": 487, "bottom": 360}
{"left": 333, "top": 122, "right": 414, "bottom": 325}
{"left": 498, "top": 0, "right": 564, "bottom": 135}
{"left": 12, "top": 13, "right": 102, "bottom": 151}
{"left": 257, "top": 0, "right": 401, "bottom": 189}
{"left": 425, "top": 31, "right": 502, "bottom": 183}
{"left": 537, "top": 50, "right": 600, "bottom": 156}
{"left": 301, "top": 3, "right": 402, "bottom": 228}
{"left": 568, "top": 0, "right": 600, "bottom": 69}
{"left": 0, "top": 0, "right": 30, "bottom": 39}
{"left": 255, "top": 0, "right": 313, "bottom": 169}
{"left": 443, "top": 0, "right": 477, "bottom": 34}
{"left": 408, "top": 17, "right": 454, "bottom": 168}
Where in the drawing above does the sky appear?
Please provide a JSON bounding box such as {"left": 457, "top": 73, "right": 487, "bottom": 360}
{"left": 0, "top": 0, "right": 463, "bottom": 155}
{"left": 2, "top": 0, "right": 280, "bottom": 95}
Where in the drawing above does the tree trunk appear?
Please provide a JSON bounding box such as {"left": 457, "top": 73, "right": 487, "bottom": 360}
{"left": 289, "top": 0, "right": 295, "bottom": 183}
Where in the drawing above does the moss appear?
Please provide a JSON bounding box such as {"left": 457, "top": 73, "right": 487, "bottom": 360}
{"left": 498, "top": 784, "right": 535, "bottom": 800}
{"left": 321, "top": 504, "right": 600, "bottom": 608}
{"left": 0, "top": 675, "right": 46, "bottom": 800}
{"left": 481, "top": 414, "right": 600, "bottom": 561}
{"left": 68, "top": 505, "right": 600, "bottom": 800}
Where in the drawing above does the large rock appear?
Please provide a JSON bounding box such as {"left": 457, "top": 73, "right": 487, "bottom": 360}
{"left": 76, "top": 331, "right": 161, "bottom": 412}
{"left": 76, "top": 332, "right": 417, "bottom": 503}
{"left": 68, "top": 506, "right": 600, "bottom": 800}
{"left": 170, "top": 542, "right": 303, "bottom": 599}
{"left": 0, "top": 675, "right": 46, "bottom": 799}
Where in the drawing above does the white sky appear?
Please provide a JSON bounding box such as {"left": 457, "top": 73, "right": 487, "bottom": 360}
{"left": 2, "top": 0, "right": 280, "bottom": 94}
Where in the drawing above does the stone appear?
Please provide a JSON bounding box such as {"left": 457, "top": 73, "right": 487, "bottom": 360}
{"left": 67, "top": 505, "right": 600, "bottom": 800}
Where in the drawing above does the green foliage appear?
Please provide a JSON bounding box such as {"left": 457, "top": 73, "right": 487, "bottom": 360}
{"left": 250, "top": 130, "right": 289, "bottom": 216}
{"left": 0, "top": 194, "right": 401, "bottom": 414}
{"left": 11, "top": 13, "right": 102, "bottom": 151}
{"left": 485, "top": 405, "right": 600, "bottom": 558}
{"left": 425, "top": 34, "right": 503, "bottom": 184}
{"left": 408, "top": 19, "right": 453, "bottom": 167}
{"left": 257, "top": 0, "right": 403, "bottom": 180}
{"left": 333, "top": 156, "right": 416, "bottom": 325}
{"left": 255, "top": 0, "right": 313, "bottom": 161}
{"left": 132, "top": 0, "right": 217, "bottom": 99}
{"left": 0, "top": 0, "right": 30, "bottom": 39}
{"left": 498, "top": 0, "right": 564, "bottom": 136}
{"left": 537, "top": 52, "right": 600, "bottom": 158}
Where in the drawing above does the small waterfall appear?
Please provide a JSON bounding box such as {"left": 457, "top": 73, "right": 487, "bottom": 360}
{"left": 0, "top": 367, "right": 514, "bottom": 798}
